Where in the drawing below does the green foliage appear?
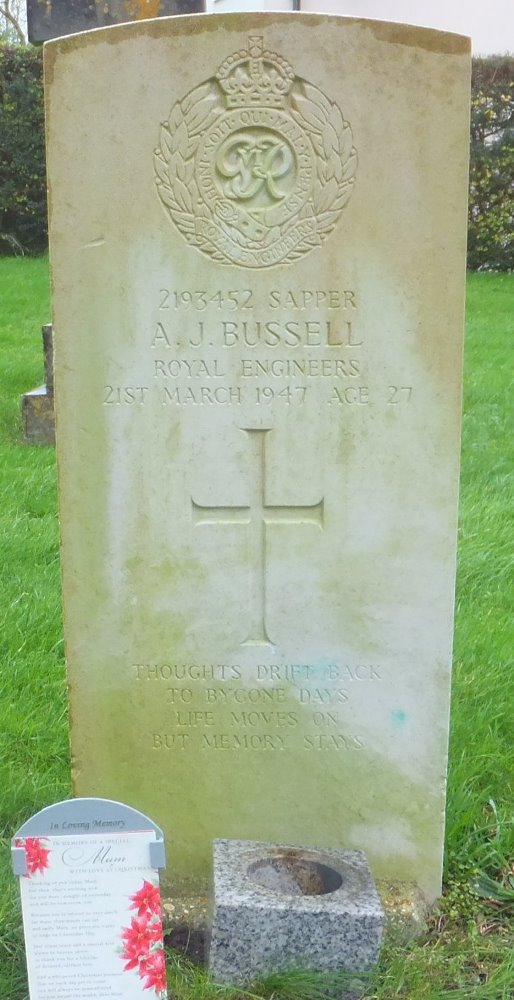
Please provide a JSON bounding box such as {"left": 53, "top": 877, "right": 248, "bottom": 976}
{"left": 440, "top": 850, "right": 480, "bottom": 926}
{"left": 0, "top": 45, "right": 46, "bottom": 255}
{"left": 468, "top": 57, "right": 514, "bottom": 271}
{"left": 472, "top": 872, "right": 514, "bottom": 913}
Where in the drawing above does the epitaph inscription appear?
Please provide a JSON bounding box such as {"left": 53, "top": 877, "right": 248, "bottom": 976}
{"left": 154, "top": 35, "right": 357, "bottom": 266}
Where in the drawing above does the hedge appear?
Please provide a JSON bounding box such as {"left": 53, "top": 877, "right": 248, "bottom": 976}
{"left": 0, "top": 45, "right": 46, "bottom": 254}
{"left": 0, "top": 47, "right": 512, "bottom": 269}
{"left": 468, "top": 57, "right": 514, "bottom": 271}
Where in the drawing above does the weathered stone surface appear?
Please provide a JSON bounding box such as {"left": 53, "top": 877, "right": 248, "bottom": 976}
{"left": 21, "top": 324, "right": 55, "bottom": 445}
{"left": 209, "top": 839, "right": 384, "bottom": 983}
{"left": 28, "top": 0, "right": 204, "bottom": 43}
{"left": 45, "top": 13, "right": 470, "bottom": 903}
{"left": 42, "top": 324, "right": 54, "bottom": 395}
{"left": 377, "top": 879, "right": 429, "bottom": 941}
{"left": 22, "top": 386, "right": 55, "bottom": 445}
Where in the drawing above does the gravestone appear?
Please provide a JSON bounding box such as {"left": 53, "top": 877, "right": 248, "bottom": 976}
{"left": 27, "top": 0, "right": 204, "bottom": 43}
{"left": 45, "top": 12, "right": 470, "bottom": 905}
{"left": 21, "top": 324, "right": 55, "bottom": 445}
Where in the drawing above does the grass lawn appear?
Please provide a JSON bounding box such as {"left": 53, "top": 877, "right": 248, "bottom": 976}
{"left": 0, "top": 258, "right": 513, "bottom": 999}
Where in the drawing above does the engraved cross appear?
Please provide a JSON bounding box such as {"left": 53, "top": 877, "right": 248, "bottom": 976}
{"left": 191, "top": 428, "right": 324, "bottom": 646}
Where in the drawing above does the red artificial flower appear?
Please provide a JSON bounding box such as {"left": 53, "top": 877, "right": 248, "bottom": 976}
{"left": 121, "top": 914, "right": 162, "bottom": 955}
{"left": 120, "top": 901, "right": 165, "bottom": 994}
{"left": 140, "top": 948, "right": 167, "bottom": 994}
{"left": 129, "top": 880, "right": 162, "bottom": 918}
{"left": 121, "top": 934, "right": 151, "bottom": 972}
{"left": 15, "top": 838, "right": 51, "bottom": 876}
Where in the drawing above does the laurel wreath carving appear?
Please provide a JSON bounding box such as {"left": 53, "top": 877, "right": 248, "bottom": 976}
{"left": 283, "top": 80, "right": 357, "bottom": 261}
{"left": 154, "top": 82, "right": 227, "bottom": 261}
{"left": 154, "top": 76, "right": 357, "bottom": 267}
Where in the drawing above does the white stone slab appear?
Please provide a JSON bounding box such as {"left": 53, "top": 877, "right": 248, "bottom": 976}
{"left": 45, "top": 12, "right": 470, "bottom": 902}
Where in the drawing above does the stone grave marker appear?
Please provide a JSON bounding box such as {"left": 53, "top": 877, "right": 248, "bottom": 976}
{"left": 12, "top": 798, "right": 166, "bottom": 1000}
{"left": 21, "top": 324, "right": 55, "bottom": 445}
{"left": 45, "top": 12, "right": 470, "bottom": 904}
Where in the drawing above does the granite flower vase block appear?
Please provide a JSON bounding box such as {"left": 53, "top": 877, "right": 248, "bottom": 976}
{"left": 209, "top": 840, "right": 384, "bottom": 985}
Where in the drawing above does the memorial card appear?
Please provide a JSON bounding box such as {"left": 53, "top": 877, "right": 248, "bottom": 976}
{"left": 16, "top": 831, "right": 166, "bottom": 1000}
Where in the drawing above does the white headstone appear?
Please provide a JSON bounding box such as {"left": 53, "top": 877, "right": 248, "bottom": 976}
{"left": 45, "top": 12, "right": 470, "bottom": 903}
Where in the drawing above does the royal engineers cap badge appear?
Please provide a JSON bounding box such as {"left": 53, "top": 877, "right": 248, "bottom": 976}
{"left": 154, "top": 35, "right": 357, "bottom": 268}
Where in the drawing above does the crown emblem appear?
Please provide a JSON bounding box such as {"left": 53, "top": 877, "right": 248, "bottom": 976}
{"left": 216, "top": 35, "right": 294, "bottom": 109}
{"left": 155, "top": 35, "right": 357, "bottom": 267}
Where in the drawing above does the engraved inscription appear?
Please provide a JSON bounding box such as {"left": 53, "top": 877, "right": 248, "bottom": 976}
{"left": 152, "top": 318, "right": 361, "bottom": 349}
{"left": 157, "top": 288, "right": 356, "bottom": 311}
{"left": 135, "top": 662, "right": 382, "bottom": 683}
{"left": 100, "top": 287, "right": 415, "bottom": 412}
{"left": 387, "top": 386, "right": 413, "bottom": 404}
{"left": 159, "top": 289, "right": 254, "bottom": 311}
{"left": 191, "top": 429, "right": 324, "bottom": 646}
{"left": 138, "top": 661, "right": 377, "bottom": 753}
{"left": 154, "top": 35, "right": 357, "bottom": 267}
{"left": 103, "top": 386, "right": 149, "bottom": 404}
{"left": 102, "top": 377, "right": 416, "bottom": 408}
{"left": 201, "top": 734, "right": 287, "bottom": 750}
{"left": 151, "top": 732, "right": 365, "bottom": 751}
